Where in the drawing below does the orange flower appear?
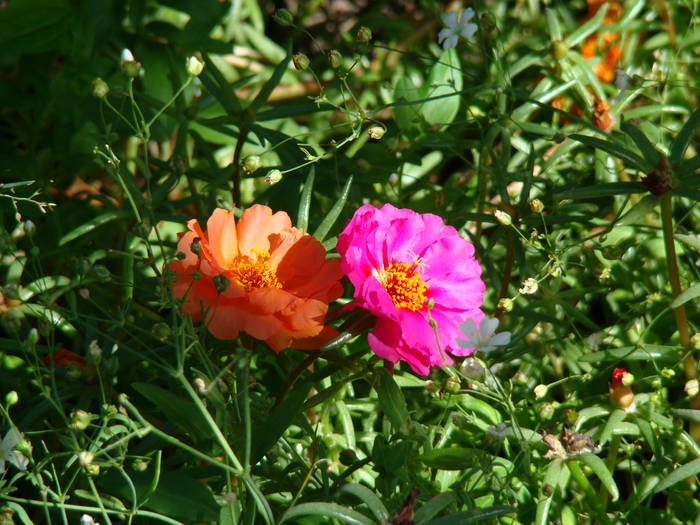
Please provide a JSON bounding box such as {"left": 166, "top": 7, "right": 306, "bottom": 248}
{"left": 169, "top": 205, "right": 343, "bottom": 351}
{"left": 593, "top": 97, "right": 614, "bottom": 132}
{"left": 582, "top": 0, "right": 622, "bottom": 83}
{"left": 43, "top": 349, "right": 86, "bottom": 369}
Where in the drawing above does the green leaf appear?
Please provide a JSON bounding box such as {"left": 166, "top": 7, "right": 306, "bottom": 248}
{"left": 393, "top": 76, "right": 423, "bottom": 132}
{"left": 621, "top": 120, "right": 660, "bottom": 167}
{"left": 670, "top": 283, "right": 700, "bottom": 308}
{"left": 5, "top": 502, "right": 35, "bottom": 525}
{"left": 336, "top": 484, "right": 389, "bottom": 522}
{"left": 554, "top": 182, "right": 646, "bottom": 200}
{"left": 419, "top": 447, "right": 504, "bottom": 470}
{"left": 670, "top": 108, "right": 700, "bottom": 165}
{"left": 59, "top": 210, "right": 131, "bottom": 246}
{"left": 100, "top": 469, "right": 218, "bottom": 521}
{"left": 579, "top": 452, "right": 619, "bottom": 501}
{"left": 426, "top": 505, "right": 516, "bottom": 525}
{"left": 654, "top": 458, "right": 700, "bottom": 493}
{"left": 421, "top": 48, "right": 462, "bottom": 127}
{"left": 536, "top": 459, "right": 565, "bottom": 525}
{"left": 597, "top": 409, "right": 627, "bottom": 446}
{"left": 677, "top": 155, "right": 700, "bottom": 177}
{"left": 376, "top": 369, "right": 409, "bottom": 429}
{"left": 200, "top": 52, "right": 242, "bottom": 115}
{"left": 564, "top": 2, "right": 608, "bottom": 46}
{"left": 131, "top": 382, "right": 210, "bottom": 443}
{"left": 250, "top": 42, "right": 292, "bottom": 112}
{"left": 579, "top": 344, "right": 679, "bottom": 362}
{"left": 279, "top": 502, "right": 375, "bottom": 525}
{"left": 414, "top": 493, "right": 457, "bottom": 525}
{"left": 675, "top": 233, "right": 700, "bottom": 252}
{"left": 0, "top": 0, "right": 72, "bottom": 54}
{"left": 252, "top": 382, "right": 311, "bottom": 464}
{"left": 671, "top": 408, "right": 700, "bottom": 424}
{"left": 19, "top": 304, "right": 76, "bottom": 336}
{"left": 568, "top": 134, "right": 648, "bottom": 172}
{"left": 458, "top": 394, "right": 501, "bottom": 425}
{"left": 297, "top": 167, "right": 315, "bottom": 232}
{"left": 313, "top": 175, "right": 353, "bottom": 242}
{"left": 19, "top": 276, "right": 70, "bottom": 301}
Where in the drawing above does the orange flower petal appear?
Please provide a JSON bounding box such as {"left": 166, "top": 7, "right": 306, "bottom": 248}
{"left": 237, "top": 204, "right": 292, "bottom": 255}
{"left": 207, "top": 208, "right": 239, "bottom": 268}
{"left": 206, "top": 302, "right": 246, "bottom": 340}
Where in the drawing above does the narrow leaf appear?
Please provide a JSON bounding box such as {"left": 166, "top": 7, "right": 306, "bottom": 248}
{"left": 59, "top": 210, "right": 130, "bottom": 246}
{"left": 580, "top": 452, "right": 619, "bottom": 501}
{"left": 565, "top": 3, "right": 608, "bottom": 46}
{"left": 670, "top": 282, "right": 700, "bottom": 308}
{"left": 250, "top": 42, "right": 292, "bottom": 112}
{"left": 280, "top": 502, "right": 375, "bottom": 525}
{"left": 670, "top": 108, "right": 700, "bottom": 165}
{"left": 654, "top": 458, "right": 700, "bottom": 493}
{"left": 568, "top": 134, "right": 648, "bottom": 172}
{"left": 426, "top": 505, "right": 516, "bottom": 525}
{"left": 555, "top": 182, "right": 646, "bottom": 200}
{"left": 376, "top": 369, "right": 409, "bottom": 429}
{"left": 313, "top": 175, "right": 353, "bottom": 241}
{"left": 414, "top": 493, "right": 457, "bottom": 525}
{"left": 621, "top": 120, "right": 659, "bottom": 167}
{"left": 675, "top": 233, "right": 700, "bottom": 252}
{"left": 297, "top": 167, "right": 315, "bottom": 232}
{"left": 336, "top": 484, "right": 389, "bottom": 522}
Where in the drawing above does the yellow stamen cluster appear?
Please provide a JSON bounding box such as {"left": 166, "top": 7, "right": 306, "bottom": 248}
{"left": 377, "top": 260, "right": 428, "bottom": 311}
{"left": 230, "top": 249, "right": 281, "bottom": 290}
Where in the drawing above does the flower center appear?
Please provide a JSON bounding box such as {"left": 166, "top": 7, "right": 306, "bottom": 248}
{"left": 230, "top": 249, "right": 281, "bottom": 290}
{"left": 377, "top": 260, "right": 428, "bottom": 311}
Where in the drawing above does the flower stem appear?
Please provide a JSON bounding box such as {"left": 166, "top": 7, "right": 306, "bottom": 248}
{"left": 568, "top": 460, "right": 611, "bottom": 524}
{"left": 660, "top": 193, "right": 700, "bottom": 439}
{"left": 232, "top": 126, "right": 249, "bottom": 206}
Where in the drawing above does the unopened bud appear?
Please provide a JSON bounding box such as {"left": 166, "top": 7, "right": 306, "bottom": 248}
{"left": 552, "top": 40, "right": 569, "bottom": 60}
{"left": 686, "top": 379, "right": 699, "bottom": 397}
{"left": 92, "top": 78, "right": 110, "bottom": 98}
{"left": 356, "top": 26, "right": 372, "bottom": 43}
{"left": 519, "top": 278, "right": 538, "bottom": 295}
{"left": 328, "top": 50, "right": 342, "bottom": 69}
{"left": 120, "top": 48, "right": 141, "bottom": 78}
{"left": 190, "top": 237, "right": 201, "bottom": 255}
{"left": 92, "top": 265, "right": 111, "bottom": 282}
{"left": 242, "top": 155, "right": 261, "bottom": 174}
{"left": 460, "top": 357, "right": 485, "bottom": 380}
{"left": 151, "top": 322, "right": 171, "bottom": 342}
{"left": 368, "top": 126, "right": 385, "bottom": 140}
{"left": 88, "top": 340, "right": 102, "bottom": 364}
{"left": 85, "top": 464, "right": 100, "bottom": 477}
{"left": 70, "top": 410, "right": 92, "bottom": 431}
{"left": 78, "top": 451, "right": 94, "bottom": 467}
{"left": 534, "top": 384, "right": 548, "bottom": 400}
{"left": 610, "top": 368, "right": 635, "bottom": 409}
{"left": 5, "top": 390, "right": 18, "bottom": 406}
{"left": 26, "top": 328, "right": 39, "bottom": 345}
{"left": 193, "top": 377, "right": 207, "bottom": 394}
{"left": 494, "top": 210, "right": 512, "bottom": 226}
{"left": 292, "top": 53, "right": 310, "bottom": 71}
{"left": 273, "top": 8, "right": 293, "bottom": 26}
{"left": 660, "top": 368, "right": 675, "bottom": 379}
{"left": 530, "top": 199, "right": 544, "bottom": 213}
{"left": 424, "top": 379, "right": 438, "bottom": 393}
{"left": 339, "top": 449, "right": 357, "bottom": 466}
{"left": 692, "top": 333, "right": 700, "bottom": 350}
{"left": 445, "top": 376, "right": 461, "bottom": 393}
{"left": 213, "top": 274, "right": 229, "bottom": 293}
{"left": 186, "top": 56, "right": 204, "bottom": 77}
{"left": 264, "top": 169, "right": 283, "bottom": 185}
{"left": 133, "top": 458, "right": 150, "bottom": 471}
{"left": 497, "top": 298, "right": 514, "bottom": 312}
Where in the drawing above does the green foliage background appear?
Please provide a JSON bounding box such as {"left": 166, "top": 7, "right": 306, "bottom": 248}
{"left": 2, "top": 0, "right": 700, "bottom": 523}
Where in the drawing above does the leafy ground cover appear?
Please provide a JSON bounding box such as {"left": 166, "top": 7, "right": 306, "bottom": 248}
{"left": 2, "top": 0, "right": 700, "bottom": 523}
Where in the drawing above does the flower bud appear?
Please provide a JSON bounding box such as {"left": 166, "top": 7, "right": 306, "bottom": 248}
{"left": 444, "top": 376, "right": 461, "bottom": 393}
{"left": 92, "top": 78, "right": 110, "bottom": 98}
{"left": 686, "top": 379, "right": 699, "bottom": 397}
{"left": 213, "top": 274, "right": 229, "bottom": 293}
{"left": 190, "top": 237, "right": 202, "bottom": 255}
{"left": 78, "top": 450, "right": 94, "bottom": 467}
{"left": 356, "top": 26, "right": 372, "bottom": 43}
{"left": 339, "top": 449, "right": 357, "bottom": 466}
{"left": 133, "top": 458, "right": 150, "bottom": 471}
{"left": 497, "top": 298, "right": 513, "bottom": 312}
{"left": 519, "top": 278, "right": 538, "bottom": 295}
{"left": 537, "top": 402, "right": 555, "bottom": 420}
{"left": 551, "top": 40, "right": 569, "bottom": 60}
{"left": 273, "top": 8, "right": 293, "bottom": 26}
{"left": 242, "top": 155, "right": 261, "bottom": 174}
{"left": 151, "top": 322, "right": 171, "bottom": 342}
{"left": 92, "top": 265, "right": 111, "bottom": 282}
{"left": 494, "top": 210, "right": 512, "bottom": 226}
{"left": 328, "top": 50, "right": 342, "bottom": 69}
{"left": 534, "top": 384, "right": 548, "bottom": 400}
{"left": 660, "top": 368, "right": 675, "bottom": 379}
{"left": 264, "top": 169, "right": 283, "bottom": 185}
{"left": 23, "top": 220, "right": 36, "bottom": 237}
{"left": 194, "top": 377, "right": 207, "bottom": 394}
{"left": 610, "top": 368, "right": 635, "bottom": 409}
{"left": 88, "top": 340, "right": 102, "bottom": 365}
{"left": 81, "top": 514, "right": 97, "bottom": 525}
{"left": 85, "top": 464, "right": 100, "bottom": 477}
{"left": 692, "top": 332, "right": 700, "bottom": 350}
{"left": 292, "top": 53, "right": 310, "bottom": 71}
{"left": 26, "top": 328, "right": 39, "bottom": 345}
{"left": 186, "top": 56, "right": 204, "bottom": 77}
{"left": 529, "top": 199, "right": 544, "bottom": 213}
{"left": 120, "top": 48, "right": 141, "bottom": 78}
{"left": 424, "top": 379, "right": 438, "bottom": 393}
{"left": 368, "top": 126, "right": 385, "bottom": 140}
{"left": 5, "top": 390, "right": 18, "bottom": 406}
{"left": 70, "top": 410, "right": 92, "bottom": 431}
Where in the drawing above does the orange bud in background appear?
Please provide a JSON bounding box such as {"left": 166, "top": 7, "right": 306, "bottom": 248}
{"left": 610, "top": 367, "right": 635, "bottom": 409}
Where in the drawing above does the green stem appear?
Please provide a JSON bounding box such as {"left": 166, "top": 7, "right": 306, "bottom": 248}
{"left": 232, "top": 126, "right": 249, "bottom": 206}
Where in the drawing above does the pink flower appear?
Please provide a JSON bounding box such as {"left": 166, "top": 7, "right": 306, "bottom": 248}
{"left": 337, "top": 204, "right": 485, "bottom": 375}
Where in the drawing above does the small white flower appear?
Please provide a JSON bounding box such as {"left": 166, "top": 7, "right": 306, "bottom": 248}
{"left": 120, "top": 48, "right": 135, "bottom": 63}
{"left": 81, "top": 515, "right": 100, "bottom": 525}
{"left": 519, "top": 278, "right": 538, "bottom": 295}
{"left": 0, "top": 427, "right": 28, "bottom": 473}
{"left": 457, "top": 317, "right": 511, "bottom": 353}
{"left": 438, "top": 8, "right": 477, "bottom": 49}
{"left": 487, "top": 422, "right": 512, "bottom": 440}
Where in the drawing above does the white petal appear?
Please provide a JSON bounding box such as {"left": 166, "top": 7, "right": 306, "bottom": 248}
{"left": 437, "top": 28, "right": 453, "bottom": 45}
{"left": 443, "top": 35, "right": 459, "bottom": 49}
{"left": 490, "top": 332, "right": 512, "bottom": 347}
{"left": 457, "top": 338, "right": 477, "bottom": 349}
{"left": 4, "top": 428, "right": 21, "bottom": 449}
{"left": 442, "top": 11, "right": 458, "bottom": 29}
{"left": 9, "top": 451, "right": 27, "bottom": 471}
{"left": 480, "top": 317, "right": 499, "bottom": 339}
{"left": 460, "top": 23, "right": 478, "bottom": 39}
{"left": 460, "top": 7, "right": 475, "bottom": 23}
{"left": 479, "top": 344, "right": 496, "bottom": 353}
{"left": 0, "top": 459, "right": 5, "bottom": 473}
{"left": 460, "top": 318, "right": 479, "bottom": 339}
